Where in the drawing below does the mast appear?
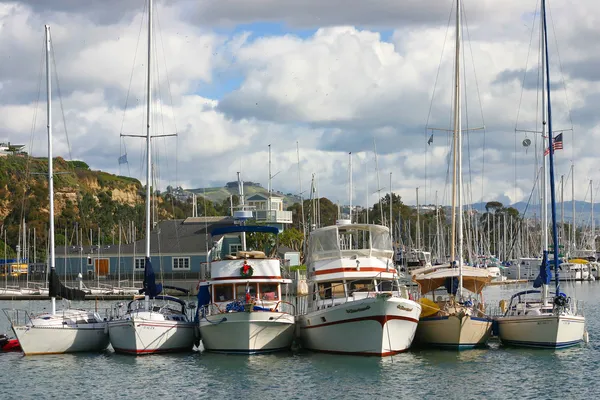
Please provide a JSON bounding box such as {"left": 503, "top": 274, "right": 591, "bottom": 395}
{"left": 389, "top": 172, "right": 393, "bottom": 239}
{"left": 143, "top": 0, "right": 153, "bottom": 310}
{"left": 542, "top": 0, "right": 561, "bottom": 292}
{"left": 349, "top": 152, "right": 353, "bottom": 223}
{"left": 268, "top": 144, "right": 272, "bottom": 219}
{"left": 540, "top": 0, "right": 549, "bottom": 265}
{"left": 416, "top": 187, "right": 421, "bottom": 249}
{"left": 45, "top": 25, "right": 56, "bottom": 315}
{"left": 571, "top": 164, "right": 575, "bottom": 251}
{"left": 454, "top": 0, "right": 464, "bottom": 298}
{"left": 560, "top": 175, "right": 564, "bottom": 250}
{"left": 297, "top": 141, "right": 305, "bottom": 233}
{"left": 591, "top": 180, "right": 595, "bottom": 251}
{"left": 145, "top": 0, "right": 153, "bottom": 261}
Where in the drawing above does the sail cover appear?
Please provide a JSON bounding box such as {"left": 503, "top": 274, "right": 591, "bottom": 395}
{"left": 48, "top": 268, "right": 86, "bottom": 300}
{"left": 138, "top": 257, "right": 162, "bottom": 298}
{"left": 533, "top": 250, "right": 552, "bottom": 288}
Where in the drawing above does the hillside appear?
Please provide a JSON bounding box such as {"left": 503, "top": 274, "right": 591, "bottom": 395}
{"left": 0, "top": 155, "right": 190, "bottom": 262}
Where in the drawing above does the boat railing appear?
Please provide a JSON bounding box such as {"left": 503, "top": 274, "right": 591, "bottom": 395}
{"left": 2, "top": 308, "right": 33, "bottom": 327}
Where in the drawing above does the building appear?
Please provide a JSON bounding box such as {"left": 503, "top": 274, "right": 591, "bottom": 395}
{"left": 53, "top": 217, "right": 234, "bottom": 282}
{"left": 53, "top": 214, "right": 294, "bottom": 283}
{"left": 246, "top": 192, "right": 293, "bottom": 226}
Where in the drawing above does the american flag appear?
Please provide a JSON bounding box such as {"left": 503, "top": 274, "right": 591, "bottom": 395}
{"left": 544, "top": 133, "right": 564, "bottom": 156}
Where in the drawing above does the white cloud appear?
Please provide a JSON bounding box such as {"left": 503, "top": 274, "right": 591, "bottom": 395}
{"left": 1, "top": 0, "right": 600, "bottom": 210}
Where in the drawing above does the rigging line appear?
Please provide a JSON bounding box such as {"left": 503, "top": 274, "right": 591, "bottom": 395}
{"left": 507, "top": 165, "right": 543, "bottom": 260}
{"left": 547, "top": 5, "right": 575, "bottom": 163}
{"left": 155, "top": 2, "right": 178, "bottom": 135}
{"left": 20, "top": 36, "right": 46, "bottom": 232}
{"left": 119, "top": 0, "right": 146, "bottom": 137}
{"left": 460, "top": 9, "right": 474, "bottom": 215}
{"left": 463, "top": 4, "right": 487, "bottom": 206}
{"left": 49, "top": 36, "right": 73, "bottom": 162}
{"left": 423, "top": 0, "right": 455, "bottom": 204}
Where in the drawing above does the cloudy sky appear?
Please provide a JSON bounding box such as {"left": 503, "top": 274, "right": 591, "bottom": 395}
{"left": 1, "top": 0, "right": 599, "bottom": 208}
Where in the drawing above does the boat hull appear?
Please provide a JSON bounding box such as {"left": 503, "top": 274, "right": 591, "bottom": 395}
{"left": 12, "top": 324, "right": 109, "bottom": 355}
{"left": 108, "top": 318, "right": 196, "bottom": 355}
{"left": 496, "top": 314, "right": 585, "bottom": 348}
{"left": 415, "top": 314, "right": 491, "bottom": 349}
{"left": 297, "top": 296, "right": 421, "bottom": 356}
{"left": 199, "top": 311, "right": 295, "bottom": 354}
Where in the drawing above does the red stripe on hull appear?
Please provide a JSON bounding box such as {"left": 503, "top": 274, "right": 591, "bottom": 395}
{"left": 314, "top": 267, "right": 396, "bottom": 276}
{"left": 301, "top": 315, "right": 418, "bottom": 330}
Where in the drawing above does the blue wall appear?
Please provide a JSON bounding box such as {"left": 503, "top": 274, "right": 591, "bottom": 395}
{"left": 53, "top": 253, "right": 208, "bottom": 279}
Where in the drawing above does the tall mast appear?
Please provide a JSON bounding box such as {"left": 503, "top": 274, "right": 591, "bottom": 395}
{"left": 542, "top": 0, "right": 561, "bottom": 292}
{"left": 454, "top": 0, "right": 464, "bottom": 297}
{"left": 591, "top": 180, "right": 595, "bottom": 251}
{"left": 416, "top": 187, "right": 420, "bottom": 249}
{"left": 45, "top": 25, "right": 56, "bottom": 315}
{"left": 297, "top": 141, "right": 305, "bottom": 233}
{"left": 389, "top": 172, "right": 393, "bottom": 236}
{"left": 540, "top": 0, "right": 549, "bottom": 260}
{"left": 571, "top": 164, "right": 575, "bottom": 251}
{"left": 145, "top": 0, "right": 153, "bottom": 260}
{"left": 349, "top": 152, "right": 353, "bottom": 223}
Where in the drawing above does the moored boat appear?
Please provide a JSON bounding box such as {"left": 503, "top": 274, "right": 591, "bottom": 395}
{"left": 297, "top": 222, "right": 421, "bottom": 356}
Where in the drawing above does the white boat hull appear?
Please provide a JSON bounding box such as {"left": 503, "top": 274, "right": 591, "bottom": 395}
{"left": 297, "top": 296, "right": 421, "bottom": 356}
{"left": 199, "top": 311, "right": 295, "bottom": 353}
{"left": 12, "top": 325, "right": 109, "bottom": 355}
{"left": 497, "top": 314, "right": 585, "bottom": 348}
{"left": 415, "top": 314, "right": 492, "bottom": 349}
{"left": 108, "top": 318, "right": 196, "bottom": 355}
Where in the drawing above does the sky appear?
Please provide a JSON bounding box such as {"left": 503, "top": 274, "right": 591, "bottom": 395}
{"left": 1, "top": 0, "right": 599, "bottom": 208}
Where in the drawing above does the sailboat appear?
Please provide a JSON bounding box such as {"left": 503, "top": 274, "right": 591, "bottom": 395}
{"left": 410, "top": 0, "right": 493, "bottom": 349}
{"left": 106, "top": 0, "right": 197, "bottom": 355}
{"left": 2, "top": 25, "right": 110, "bottom": 355}
{"left": 495, "top": 0, "right": 586, "bottom": 348}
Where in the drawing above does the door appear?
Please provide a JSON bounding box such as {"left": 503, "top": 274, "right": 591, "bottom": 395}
{"left": 94, "top": 258, "right": 109, "bottom": 277}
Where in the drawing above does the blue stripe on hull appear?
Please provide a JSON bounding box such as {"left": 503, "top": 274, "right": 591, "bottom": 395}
{"left": 501, "top": 339, "right": 582, "bottom": 349}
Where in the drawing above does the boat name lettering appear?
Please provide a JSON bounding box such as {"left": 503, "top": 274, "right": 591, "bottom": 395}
{"left": 346, "top": 305, "right": 371, "bottom": 314}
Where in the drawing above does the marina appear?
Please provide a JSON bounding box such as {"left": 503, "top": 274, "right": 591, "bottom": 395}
{"left": 1, "top": 0, "right": 599, "bottom": 397}
{"left": 1, "top": 282, "right": 598, "bottom": 398}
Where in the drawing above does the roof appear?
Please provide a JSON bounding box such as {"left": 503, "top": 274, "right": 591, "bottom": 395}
{"left": 246, "top": 193, "right": 283, "bottom": 201}
{"left": 55, "top": 219, "right": 237, "bottom": 257}
{"left": 412, "top": 265, "right": 492, "bottom": 294}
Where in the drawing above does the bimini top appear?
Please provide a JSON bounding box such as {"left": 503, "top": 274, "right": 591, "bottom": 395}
{"left": 412, "top": 264, "right": 492, "bottom": 294}
{"left": 210, "top": 225, "right": 279, "bottom": 236}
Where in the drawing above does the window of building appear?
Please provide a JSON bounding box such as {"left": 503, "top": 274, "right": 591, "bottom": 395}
{"left": 213, "top": 284, "right": 234, "bottom": 302}
{"left": 229, "top": 244, "right": 243, "bottom": 255}
{"left": 173, "top": 257, "right": 190, "bottom": 270}
{"left": 134, "top": 258, "right": 145, "bottom": 270}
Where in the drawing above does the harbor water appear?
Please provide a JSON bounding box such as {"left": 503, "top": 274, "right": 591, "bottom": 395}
{"left": 1, "top": 283, "right": 598, "bottom": 399}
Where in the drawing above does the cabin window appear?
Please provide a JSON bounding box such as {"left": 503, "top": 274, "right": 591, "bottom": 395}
{"left": 134, "top": 258, "right": 145, "bottom": 270}
{"left": 318, "top": 281, "right": 345, "bottom": 299}
{"left": 173, "top": 257, "right": 190, "bottom": 270}
{"left": 377, "top": 280, "right": 395, "bottom": 292}
{"left": 259, "top": 283, "right": 279, "bottom": 300}
{"left": 348, "top": 280, "right": 375, "bottom": 294}
{"left": 235, "top": 283, "right": 257, "bottom": 300}
{"left": 213, "top": 284, "right": 234, "bottom": 302}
